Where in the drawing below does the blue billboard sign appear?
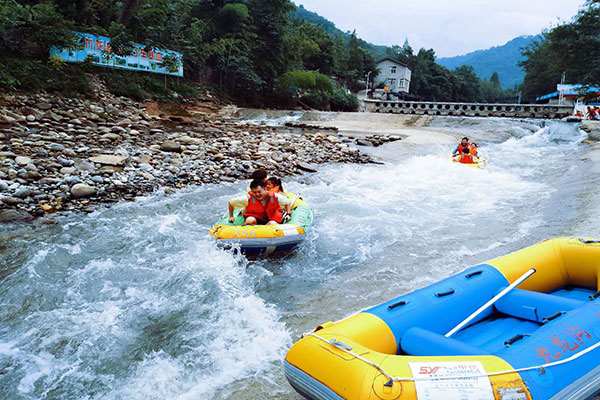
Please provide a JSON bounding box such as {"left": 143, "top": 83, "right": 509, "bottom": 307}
{"left": 50, "top": 32, "right": 183, "bottom": 77}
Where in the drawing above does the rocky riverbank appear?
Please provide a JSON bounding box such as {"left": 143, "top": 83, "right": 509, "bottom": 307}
{"left": 0, "top": 91, "right": 377, "bottom": 223}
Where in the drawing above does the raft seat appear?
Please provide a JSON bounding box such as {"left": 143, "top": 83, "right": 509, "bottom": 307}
{"left": 494, "top": 288, "right": 585, "bottom": 324}
{"left": 400, "top": 327, "right": 489, "bottom": 356}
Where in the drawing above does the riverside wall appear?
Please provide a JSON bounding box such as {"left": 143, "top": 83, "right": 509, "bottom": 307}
{"left": 365, "top": 100, "right": 573, "bottom": 119}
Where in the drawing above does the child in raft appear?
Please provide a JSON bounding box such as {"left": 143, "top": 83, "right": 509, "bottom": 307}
{"left": 266, "top": 177, "right": 292, "bottom": 217}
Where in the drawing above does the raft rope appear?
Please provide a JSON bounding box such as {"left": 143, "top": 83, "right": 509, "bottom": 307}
{"left": 306, "top": 332, "right": 600, "bottom": 385}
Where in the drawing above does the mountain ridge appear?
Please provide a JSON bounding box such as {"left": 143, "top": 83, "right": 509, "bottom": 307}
{"left": 436, "top": 35, "right": 541, "bottom": 89}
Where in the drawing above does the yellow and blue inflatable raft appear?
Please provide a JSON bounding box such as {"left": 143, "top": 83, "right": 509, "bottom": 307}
{"left": 285, "top": 238, "right": 600, "bottom": 400}
{"left": 209, "top": 192, "right": 313, "bottom": 255}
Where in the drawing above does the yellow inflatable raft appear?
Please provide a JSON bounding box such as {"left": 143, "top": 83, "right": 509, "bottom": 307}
{"left": 208, "top": 192, "right": 313, "bottom": 255}
{"left": 451, "top": 155, "right": 486, "bottom": 168}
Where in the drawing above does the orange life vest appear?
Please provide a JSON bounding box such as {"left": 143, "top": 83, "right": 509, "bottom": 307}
{"left": 459, "top": 153, "right": 474, "bottom": 163}
{"left": 243, "top": 192, "right": 284, "bottom": 223}
{"left": 469, "top": 146, "right": 478, "bottom": 157}
{"left": 269, "top": 186, "right": 281, "bottom": 193}
{"left": 455, "top": 143, "right": 469, "bottom": 154}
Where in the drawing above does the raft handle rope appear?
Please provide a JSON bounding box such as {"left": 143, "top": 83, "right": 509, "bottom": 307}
{"left": 579, "top": 238, "right": 600, "bottom": 244}
{"left": 465, "top": 270, "right": 483, "bottom": 278}
{"left": 306, "top": 331, "right": 600, "bottom": 387}
{"left": 542, "top": 311, "right": 564, "bottom": 324}
{"left": 388, "top": 300, "right": 408, "bottom": 310}
{"left": 435, "top": 289, "right": 455, "bottom": 297}
{"left": 590, "top": 291, "right": 600, "bottom": 301}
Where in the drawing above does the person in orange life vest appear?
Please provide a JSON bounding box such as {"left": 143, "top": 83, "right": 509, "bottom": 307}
{"left": 266, "top": 177, "right": 292, "bottom": 215}
{"left": 458, "top": 147, "right": 474, "bottom": 164}
{"left": 228, "top": 180, "right": 291, "bottom": 225}
{"left": 453, "top": 137, "right": 470, "bottom": 155}
{"left": 469, "top": 142, "right": 479, "bottom": 157}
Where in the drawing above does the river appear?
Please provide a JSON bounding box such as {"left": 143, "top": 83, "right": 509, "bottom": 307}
{"left": 1, "top": 116, "right": 599, "bottom": 399}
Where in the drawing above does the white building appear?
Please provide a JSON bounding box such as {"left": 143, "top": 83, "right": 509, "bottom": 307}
{"left": 374, "top": 58, "right": 412, "bottom": 93}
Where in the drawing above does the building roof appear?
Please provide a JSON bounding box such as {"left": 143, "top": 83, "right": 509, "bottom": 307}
{"left": 536, "top": 84, "right": 600, "bottom": 101}
{"left": 376, "top": 57, "right": 410, "bottom": 70}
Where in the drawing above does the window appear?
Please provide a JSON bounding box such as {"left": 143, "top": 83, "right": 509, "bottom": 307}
{"left": 389, "top": 79, "right": 396, "bottom": 86}
{"left": 391, "top": 66, "right": 397, "bottom": 74}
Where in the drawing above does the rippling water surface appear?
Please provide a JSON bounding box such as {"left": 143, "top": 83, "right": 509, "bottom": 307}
{"left": 1, "top": 118, "right": 599, "bottom": 399}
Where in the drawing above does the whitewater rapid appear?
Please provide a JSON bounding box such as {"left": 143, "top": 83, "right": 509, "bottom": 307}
{"left": 0, "top": 118, "right": 598, "bottom": 400}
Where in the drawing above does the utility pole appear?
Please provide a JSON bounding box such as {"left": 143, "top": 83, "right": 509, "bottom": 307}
{"left": 366, "top": 71, "right": 372, "bottom": 96}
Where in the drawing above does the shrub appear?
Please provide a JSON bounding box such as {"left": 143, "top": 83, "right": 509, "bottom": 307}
{"left": 330, "top": 89, "right": 359, "bottom": 112}
{"left": 300, "top": 91, "right": 331, "bottom": 110}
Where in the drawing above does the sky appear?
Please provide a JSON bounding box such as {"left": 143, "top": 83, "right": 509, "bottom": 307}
{"left": 295, "top": 0, "right": 587, "bottom": 58}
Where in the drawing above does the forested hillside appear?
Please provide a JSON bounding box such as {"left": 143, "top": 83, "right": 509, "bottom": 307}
{"left": 437, "top": 36, "right": 538, "bottom": 90}
{"left": 1, "top": 0, "right": 524, "bottom": 107}
{"left": 520, "top": 0, "right": 600, "bottom": 102}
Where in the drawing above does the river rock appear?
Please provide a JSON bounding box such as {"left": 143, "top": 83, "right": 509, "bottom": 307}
{"left": 89, "top": 155, "right": 129, "bottom": 166}
{"left": 1, "top": 196, "right": 21, "bottom": 206}
{"left": 161, "top": 140, "right": 182, "bottom": 153}
{"left": 297, "top": 162, "right": 318, "bottom": 173}
{"left": 15, "top": 156, "right": 32, "bottom": 166}
{"left": 57, "top": 157, "right": 75, "bottom": 167}
{"left": 356, "top": 139, "right": 374, "bottom": 146}
{"left": 14, "top": 187, "right": 32, "bottom": 198}
{"left": 0, "top": 209, "right": 34, "bottom": 223}
{"left": 101, "top": 133, "right": 122, "bottom": 141}
{"left": 71, "top": 183, "right": 96, "bottom": 198}
{"left": 74, "top": 160, "right": 96, "bottom": 172}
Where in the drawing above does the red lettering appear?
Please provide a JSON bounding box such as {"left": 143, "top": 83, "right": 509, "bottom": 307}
{"left": 148, "top": 50, "right": 154, "bottom": 60}
{"left": 85, "top": 38, "right": 94, "bottom": 49}
{"left": 96, "top": 39, "right": 104, "bottom": 51}
{"left": 155, "top": 52, "right": 162, "bottom": 62}
{"left": 140, "top": 48, "right": 147, "bottom": 58}
{"left": 536, "top": 347, "right": 562, "bottom": 363}
{"left": 105, "top": 43, "right": 112, "bottom": 53}
{"left": 419, "top": 367, "right": 440, "bottom": 375}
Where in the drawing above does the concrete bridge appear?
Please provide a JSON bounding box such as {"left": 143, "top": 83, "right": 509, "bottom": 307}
{"left": 364, "top": 99, "right": 573, "bottom": 119}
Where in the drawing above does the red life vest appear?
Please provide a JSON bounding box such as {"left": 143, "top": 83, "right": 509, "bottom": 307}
{"left": 243, "top": 192, "right": 284, "bottom": 223}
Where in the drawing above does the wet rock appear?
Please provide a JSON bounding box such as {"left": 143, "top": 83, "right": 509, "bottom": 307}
{"left": 71, "top": 183, "right": 96, "bottom": 199}
{"left": 0, "top": 209, "right": 34, "bottom": 223}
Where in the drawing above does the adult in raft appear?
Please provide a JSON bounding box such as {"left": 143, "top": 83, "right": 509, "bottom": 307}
{"left": 228, "top": 179, "right": 292, "bottom": 225}
{"left": 452, "top": 137, "right": 470, "bottom": 156}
